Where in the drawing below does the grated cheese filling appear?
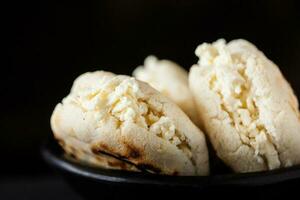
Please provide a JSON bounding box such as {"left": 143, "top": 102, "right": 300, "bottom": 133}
{"left": 63, "top": 76, "right": 193, "bottom": 162}
{"left": 196, "top": 39, "right": 281, "bottom": 169}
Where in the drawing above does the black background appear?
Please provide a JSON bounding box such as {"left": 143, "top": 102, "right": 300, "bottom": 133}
{"left": 3, "top": 0, "right": 300, "bottom": 180}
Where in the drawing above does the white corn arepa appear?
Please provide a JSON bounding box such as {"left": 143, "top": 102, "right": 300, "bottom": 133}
{"left": 52, "top": 71, "right": 137, "bottom": 171}
{"left": 51, "top": 71, "right": 209, "bottom": 175}
{"left": 189, "top": 39, "right": 300, "bottom": 172}
{"left": 133, "top": 56, "right": 199, "bottom": 125}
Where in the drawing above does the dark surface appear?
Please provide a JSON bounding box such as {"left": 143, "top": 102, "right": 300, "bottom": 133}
{"left": 0, "top": 176, "right": 82, "bottom": 200}
{"left": 40, "top": 137, "right": 300, "bottom": 199}
{"left": 2, "top": 0, "right": 300, "bottom": 199}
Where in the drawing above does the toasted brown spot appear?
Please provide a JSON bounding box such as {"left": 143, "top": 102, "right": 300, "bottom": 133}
{"left": 92, "top": 142, "right": 155, "bottom": 172}
{"left": 95, "top": 155, "right": 104, "bottom": 162}
{"left": 129, "top": 150, "right": 140, "bottom": 159}
{"left": 107, "top": 160, "right": 127, "bottom": 170}
{"left": 69, "top": 152, "right": 77, "bottom": 159}
{"left": 91, "top": 147, "right": 100, "bottom": 154}
{"left": 91, "top": 144, "right": 126, "bottom": 160}
{"left": 89, "top": 145, "right": 133, "bottom": 170}
{"left": 124, "top": 143, "right": 142, "bottom": 159}
{"left": 91, "top": 143, "right": 129, "bottom": 164}
{"left": 69, "top": 146, "right": 77, "bottom": 153}
{"left": 92, "top": 141, "right": 143, "bottom": 160}
{"left": 92, "top": 146, "right": 161, "bottom": 173}
{"left": 92, "top": 143, "right": 113, "bottom": 154}
{"left": 92, "top": 148, "right": 139, "bottom": 170}
{"left": 55, "top": 137, "right": 65, "bottom": 147}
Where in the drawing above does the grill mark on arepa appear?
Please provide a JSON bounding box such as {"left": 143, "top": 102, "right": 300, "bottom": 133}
{"left": 91, "top": 146, "right": 163, "bottom": 174}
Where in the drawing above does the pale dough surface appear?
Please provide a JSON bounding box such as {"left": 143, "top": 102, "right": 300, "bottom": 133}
{"left": 189, "top": 39, "right": 300, "bottom": 172}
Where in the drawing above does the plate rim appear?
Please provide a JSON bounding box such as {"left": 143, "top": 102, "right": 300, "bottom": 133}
{"left": 41, "top": 137, "right": 300, "bottom": 187}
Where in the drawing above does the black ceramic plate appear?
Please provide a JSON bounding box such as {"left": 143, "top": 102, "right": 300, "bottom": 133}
{"left": 42, "top": 136, "right": 300, "bottom": 199}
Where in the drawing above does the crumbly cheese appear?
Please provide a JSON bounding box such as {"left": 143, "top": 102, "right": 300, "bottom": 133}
{"left": 133, "top": 56, "right": 199, "bottom": 125}
{"left": 63, "top": 74, "right": 187, "bottom": 148}
{"left": 195, "top": 39, "right": 280, "bottom": 169}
